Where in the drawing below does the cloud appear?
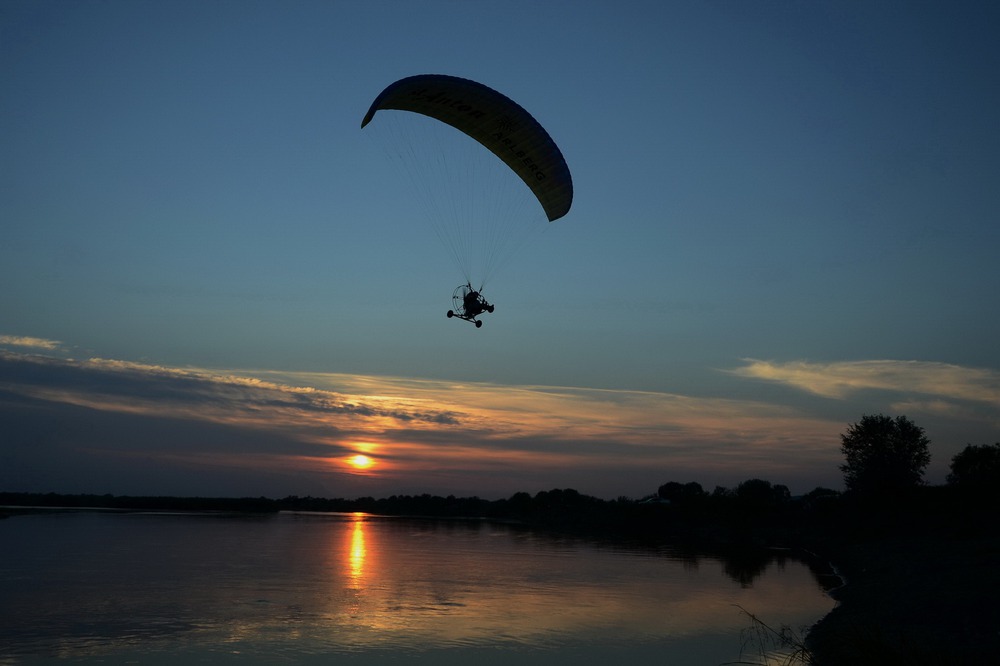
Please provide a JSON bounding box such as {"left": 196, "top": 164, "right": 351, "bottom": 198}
{"left": 241, "top": 370, "right": 841, "bottom": 454}
{"left": 1, "top": 353, "right": 460, "bottom": 429}
{"left": 0, "top": 350, "right": 852, "bottom": 497}
{"left": 0, "top": 350, "right": 997, "bottom": 497}
{"left": 0, "top": 335, "right": 63, "bottom": 351}
{"left": 730, "top": 359, "right": 1000, "bottom": 406}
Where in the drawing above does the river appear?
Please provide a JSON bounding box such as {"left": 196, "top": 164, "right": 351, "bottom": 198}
{"left": 0, "top": 510, "right": 835, "bottom": 664}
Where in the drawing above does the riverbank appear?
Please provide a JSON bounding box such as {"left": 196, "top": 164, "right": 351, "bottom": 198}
{"left": 805, "top": 502, "right": 1000, "bottom": 665}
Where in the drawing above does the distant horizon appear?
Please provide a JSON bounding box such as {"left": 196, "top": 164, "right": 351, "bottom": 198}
{"left": 2, "top": 479, "right": 843, "bottom": 505}
{"left": 5, "top": 344, "right": 996, "bottom": 501}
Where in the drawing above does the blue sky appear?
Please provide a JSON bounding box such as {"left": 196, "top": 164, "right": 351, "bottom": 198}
{"left": 2, "top": 0, "right": 998, "bottom": 499}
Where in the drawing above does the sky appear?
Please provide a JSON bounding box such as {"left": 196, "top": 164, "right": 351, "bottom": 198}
{"left": 2, "top": 0, "right": 999, "bottom": 500}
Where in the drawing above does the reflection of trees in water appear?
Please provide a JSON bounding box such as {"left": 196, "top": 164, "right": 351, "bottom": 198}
{"left": 344, "top": 514, "right": 833, "bottom": 595}
{"left": 721, "top": 547, "right": 787, "bottom": 588}
{"left": 664, "top": 546, "right": 776, "bottom": 588}
{"left": 665, "top": 544, "right": 838, "bottom": 590}
{"left": 718, "top": 546, "right": 842, "bottom": 591}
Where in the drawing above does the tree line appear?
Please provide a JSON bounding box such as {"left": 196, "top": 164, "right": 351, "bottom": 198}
{"left": 4, "top": 414, "right": 999, "bottom": 540}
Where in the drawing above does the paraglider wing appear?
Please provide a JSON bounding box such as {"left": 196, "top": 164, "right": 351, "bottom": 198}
{"left": 361, "top": 74, "right": 573, "bottom": 222}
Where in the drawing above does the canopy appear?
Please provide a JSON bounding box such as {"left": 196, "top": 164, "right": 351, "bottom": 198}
{"left": 361, "top": 74, "right": 573, "bottom": 222}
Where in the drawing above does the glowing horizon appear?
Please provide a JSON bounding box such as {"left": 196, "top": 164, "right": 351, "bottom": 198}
{"left": 3, "top": 347, "right": 998, "bottom": 499}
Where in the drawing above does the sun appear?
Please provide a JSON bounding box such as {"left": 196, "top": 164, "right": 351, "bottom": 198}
{"left": 347, "top": 454, "right": 374, "bottom": 470}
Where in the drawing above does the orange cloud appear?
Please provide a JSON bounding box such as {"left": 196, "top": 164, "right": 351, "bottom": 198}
{"left": 0, "top": 350, "right": 849, "bottom": 495}
{"left": 730, "top": 359, "right": 1000, "bottom": 405}
{"left": 0, "top": 335, "right": 63, "bottom": 351}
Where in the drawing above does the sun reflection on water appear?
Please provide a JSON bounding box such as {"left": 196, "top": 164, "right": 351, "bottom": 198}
{"left": 348, "top": 513, "right": 367, "bottom": 587}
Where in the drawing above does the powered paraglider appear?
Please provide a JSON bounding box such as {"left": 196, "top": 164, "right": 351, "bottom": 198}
{"left": 362, "top": 74, "right": 572, "bottom": 327}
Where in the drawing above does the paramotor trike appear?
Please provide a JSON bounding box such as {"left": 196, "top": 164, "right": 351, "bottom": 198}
{"left": 446, "top": 284, "right": 494, "bottom": 328}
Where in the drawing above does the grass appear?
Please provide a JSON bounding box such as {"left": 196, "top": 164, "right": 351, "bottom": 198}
{"left": 722, "top": 605, "right": 814, "bottom": 666}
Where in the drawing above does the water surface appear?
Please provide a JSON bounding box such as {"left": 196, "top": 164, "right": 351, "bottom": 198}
{"left": 0, "top": 511, "right": 834, "bottom": 664}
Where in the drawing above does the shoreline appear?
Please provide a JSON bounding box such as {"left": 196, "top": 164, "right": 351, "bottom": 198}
{"left": 805, "top": 530, "right": 1000, "bottom": 665}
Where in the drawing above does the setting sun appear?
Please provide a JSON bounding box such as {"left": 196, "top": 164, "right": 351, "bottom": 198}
{"left": 348, "top": 454, "right": 374, "bottom": 470}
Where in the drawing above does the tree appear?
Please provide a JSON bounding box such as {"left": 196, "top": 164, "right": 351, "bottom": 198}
{"left": 839, "top": 414, "right": 931, "bottom": 497}
{"left": 947, "top": 443, "right": 1000, "bottom": 489}
{"left": 735, "top": 478, "right": 776, "bottom": 507}
{"left": 657, "top": 481, "right": 706, "bottom": 505}
{"left": 734, "top": 479, "right": 791, "bottom": 510}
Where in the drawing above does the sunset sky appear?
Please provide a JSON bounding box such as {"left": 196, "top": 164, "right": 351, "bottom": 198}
{"left": 3, "top": 1, "right": 998, "bottom": 499}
